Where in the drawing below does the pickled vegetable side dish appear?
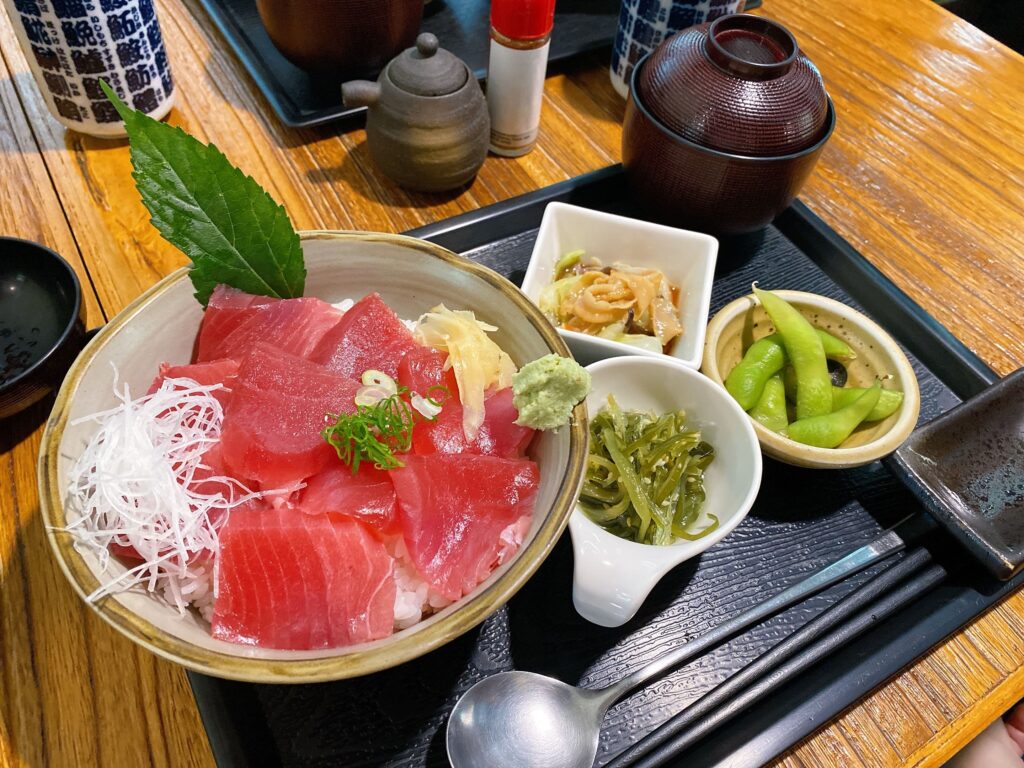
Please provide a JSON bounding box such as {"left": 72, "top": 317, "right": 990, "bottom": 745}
{"left": 579, "top": 395, "right": 717, "bottom": 545}
{"left": 539, "top": 250, "right": 683, "bottom": 354}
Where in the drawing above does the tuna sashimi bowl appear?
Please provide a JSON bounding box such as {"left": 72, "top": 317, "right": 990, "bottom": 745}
{"left": 39, "top": 233, "right": 587, "bottom": 683}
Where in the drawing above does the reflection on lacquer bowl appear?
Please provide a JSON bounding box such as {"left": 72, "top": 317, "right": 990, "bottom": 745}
{"left": 569, "top": 356, "right": 762, "bottom": 627}
{"left": 37, "top": 231, "right": 587, "bottom": 683}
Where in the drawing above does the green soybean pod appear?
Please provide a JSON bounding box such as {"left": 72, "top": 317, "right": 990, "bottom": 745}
{"left": 782, "top": 365, "right": 798, "bottom": 402}
{"left": 748, "top": 373, "right": 788, "bottom": 432}
{"left": 784, "top": 381, "right": 882, "bottom": 448}
{"left": 725, "top": 336, "right": 787, "bottom": 411}
{"left": 831, "top": 385, "right": 904, "bottom": 421}
{"left": 753, "top": 286, "right": 832, "bottom": 419}
{"left": 763, "top": 330, "right": 855, "bottom": 361}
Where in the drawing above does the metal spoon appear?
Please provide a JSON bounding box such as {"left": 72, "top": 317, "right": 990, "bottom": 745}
{"left": 446, "top": 528, "right": 906, "bottom": 768}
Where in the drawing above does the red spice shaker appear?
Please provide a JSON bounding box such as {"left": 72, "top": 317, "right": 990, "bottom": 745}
{"left": 487, "top": 0, "right": 557, "bottom": 157}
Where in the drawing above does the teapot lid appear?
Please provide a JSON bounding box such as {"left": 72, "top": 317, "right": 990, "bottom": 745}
{"left": 388, "top": 33, "right": 468, "bottom": 96}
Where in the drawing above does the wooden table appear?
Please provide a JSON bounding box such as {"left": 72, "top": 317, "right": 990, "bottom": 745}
{"left": 1, "top": 0, "right": 1022, "bottom": 765}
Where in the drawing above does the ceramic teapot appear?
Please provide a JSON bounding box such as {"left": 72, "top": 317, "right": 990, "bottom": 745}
{"left": 342, "top": 34, "right": 490, "bottom": 193}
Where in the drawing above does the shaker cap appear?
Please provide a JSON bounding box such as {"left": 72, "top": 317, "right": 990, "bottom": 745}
{"left": 491, "top": 0, "right": 556, "bottom": 41}
{"left": 388, "top": 33, "right": 468, "bottom": 96}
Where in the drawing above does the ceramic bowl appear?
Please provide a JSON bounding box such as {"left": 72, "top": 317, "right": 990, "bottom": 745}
{"left": 519, "top": 202, "right": 718, "bottom": 368}
{"left": 569, "top": 356, "right": 762, "bottom": 627}
{"left": 38, "top": 231, "right": 587, "bottom": 683}
{"left": 636, "top": 14, "right": 828, "bottom": 156}
{"left": 0, "top": 237, "right": 87, "bottom": 419}
{"left": 622, "top": 57, "right": 835, "bottom": 236}
{"left": 702, "top": 290, "right": 921, "bottom": 469}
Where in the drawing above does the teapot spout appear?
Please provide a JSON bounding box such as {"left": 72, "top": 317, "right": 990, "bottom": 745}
{"left": 341, "top": 80, "right": 381, "bottom": 108}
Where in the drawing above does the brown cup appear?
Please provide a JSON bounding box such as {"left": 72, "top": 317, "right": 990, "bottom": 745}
{"left": 256, "top": 0, "right": 424, "bottom": 77}
{"left": 622, "top": 56, "right": 836, "bottom": 236}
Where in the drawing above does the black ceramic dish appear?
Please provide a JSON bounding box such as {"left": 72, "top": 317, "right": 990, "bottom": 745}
{"left": 890, "top": 367, "right": 1024, "bottom": 579}
{"left": 0, "top": 237, "right": 86, "bottom": 419}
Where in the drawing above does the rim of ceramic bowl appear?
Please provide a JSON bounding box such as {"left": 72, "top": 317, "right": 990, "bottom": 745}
{"left": 702, "top": 290, "right": 921, "bottom": 469}
{"left": 37, "top": 230, "right": 588, "bottom": 683}
{"left": 0, "top": 236, "right": 84, "bottom": 395}
{"left": 628, "top": 53, "right": 837, "bottom": 163}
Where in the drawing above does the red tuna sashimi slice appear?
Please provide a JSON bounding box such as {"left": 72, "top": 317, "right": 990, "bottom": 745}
{"left": 397, "top": 346, "right": 458, "bottom": 396}
{"left": 210, "top": 284, "right": 279, "bottom": 310}
{"left": 310, "top": 293, "right": 420, "bottom": 378}
{"left": 194, "top": 286, "right": 277, "bottom": 359}
{"left": 300, "top": 462, "right": 399, "bottom": 536}
{"left": 390, "top": 454, "right": 539, "bottom": 601}
{"left": 413, "top": 388, "right": 534, "bottom": 458}
{"left": 196, "top": 294, "right": 344, "bottom": 363}
{"left": 148, "top": 358, "right": 240, "bottom": 408}
{"left": 219, "top": 344, "right": 360, "bottom": 487}
{"left": 212, "top": 508, "right": 395, "bottom": 649}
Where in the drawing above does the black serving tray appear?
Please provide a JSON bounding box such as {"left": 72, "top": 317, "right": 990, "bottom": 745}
{"left": 188, "top": 166, "right": 1013, "bottom": 768}
{"left": 196, "top": 0, "right": 622, "bottom": 128}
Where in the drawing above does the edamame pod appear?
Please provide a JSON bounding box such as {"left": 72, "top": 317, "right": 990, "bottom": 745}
{"left": 725, "top": 336, "right": 786, "bottom": 410}
{"left": 830, "top": 385, "right": 903, "bottom": 421}
{"left": 764, "top": 330, "right": 855, "bottom": 361}
{"left": 783, "top": 380, "right": 882, "bottom": 448}
{"left": 754, "top": 286, "right": 832, "bottom": 419}
{"left": 748, "top": 373, "right": 788, "bottom": 432}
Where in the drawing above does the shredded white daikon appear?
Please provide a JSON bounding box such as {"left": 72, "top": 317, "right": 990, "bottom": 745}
{"left": 62, "top": 367, "right": 265, "bottom": 614}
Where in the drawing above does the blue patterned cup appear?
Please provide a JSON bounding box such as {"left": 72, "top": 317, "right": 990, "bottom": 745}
{"left": 610, "top": 0, "right": 745, "bottom": 98}
{"left": 3, "top": 0, "right": 174, "bottom": 137}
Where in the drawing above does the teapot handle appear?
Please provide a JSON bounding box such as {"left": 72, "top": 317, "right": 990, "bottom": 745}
{"left": 341, "top": 80, "right": 381, "bottom": 108}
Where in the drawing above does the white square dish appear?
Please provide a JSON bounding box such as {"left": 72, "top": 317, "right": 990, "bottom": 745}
{"left": 520, "top": 202, "right": 718, "bottom": 367}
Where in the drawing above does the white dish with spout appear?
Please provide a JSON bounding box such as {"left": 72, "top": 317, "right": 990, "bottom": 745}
{"left": 569, "top": 356, "right": 762, "bottom": 627}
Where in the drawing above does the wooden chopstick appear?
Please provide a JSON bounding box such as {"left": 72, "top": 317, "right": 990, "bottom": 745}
{"left": 605, "top": 547, "right": 946, "bottom": 767}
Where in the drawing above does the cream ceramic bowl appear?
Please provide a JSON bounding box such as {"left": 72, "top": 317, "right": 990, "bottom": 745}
{"left": 702, "top": 290, "right": 921, "bottom": 469}
{"left": 569, "top": 356, "right": 761, "bottom": 627}
{"left": 38, "top": 231, "right": 587, "bottom": 683}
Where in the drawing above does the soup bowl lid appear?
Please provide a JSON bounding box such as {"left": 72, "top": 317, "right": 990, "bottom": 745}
{"left": 636, "top": 14, "right": 829, "bottom": 157}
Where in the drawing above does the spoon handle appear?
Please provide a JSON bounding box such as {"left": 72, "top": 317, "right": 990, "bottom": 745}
{"left": 598, "top": 524, "right": 912, "bottom": 706}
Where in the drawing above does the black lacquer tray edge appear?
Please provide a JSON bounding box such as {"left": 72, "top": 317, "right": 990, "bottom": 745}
{"left": 188, "top": 165, "right": 1010, "bottom": 768}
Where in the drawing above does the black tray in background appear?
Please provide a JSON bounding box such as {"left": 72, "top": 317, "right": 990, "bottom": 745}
{"left": 189, "top": 166, "right": 1012, "bottom": 768}
{"left": 197, "top": 0, "right": 622, "bottom": 128}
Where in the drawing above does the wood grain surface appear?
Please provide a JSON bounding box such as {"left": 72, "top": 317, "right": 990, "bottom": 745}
{"left": 1, "top": 0, "right": 1022, "bottom": 765}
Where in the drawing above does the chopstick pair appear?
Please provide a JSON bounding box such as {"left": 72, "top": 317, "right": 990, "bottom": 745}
{"left": 604, "top": 546, "right": 947, "bottom": 768}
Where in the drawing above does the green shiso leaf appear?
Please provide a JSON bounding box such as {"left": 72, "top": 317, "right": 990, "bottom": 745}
{"left": 100, "top": 80, "right": 305, "bottom": 306}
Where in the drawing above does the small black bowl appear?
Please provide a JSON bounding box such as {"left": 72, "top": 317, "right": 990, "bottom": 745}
{"left": 0, "top": 237, "right": 87, "bottom": 419}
